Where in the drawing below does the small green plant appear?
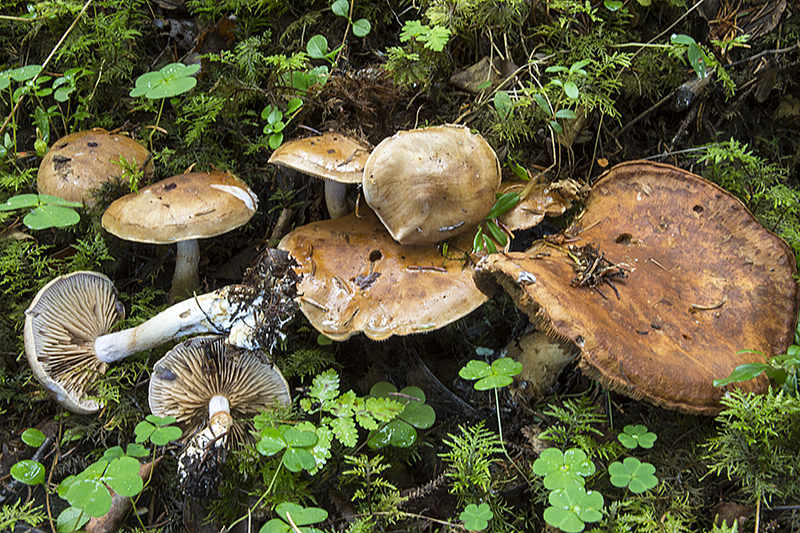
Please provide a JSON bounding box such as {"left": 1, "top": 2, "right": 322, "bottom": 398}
{"left": 472, "top": 191, "right": 519, "bottom": 253}
{"left": 366, "top": 382, "right": 436, "bottom": 448}
{"left": 261, "top": 98, "right": 303, "bottom": 150}
{"left": 129, "top": 62, "right": 201, "bottom": 149}
{"left": 713, "top": 337, "right": 800, "bottom": 397}
{"left": 385, "top": 20, "right": 452, "bottom": 89}
{"left": 306, "top": 0, "right": 371, "bottom": 66}
{"left": 533, "top": 60, "right": 589, "bottom": 136}
{"left": 669, "top": 34, "right": 735, "bottom": 97}
{"left": 0, "top": 193, "right": 82, "bottom": 229}
{"left": 544, "top": 483, "right": 604, "bottom": 533}
{"left": 440, "top": 421, "right": 504, "bottom": 500}
{"left": 460, "top": 502, "right": 494, "bottom": 531}
{"left": 331, "top": 0, "right": 371, "bottom": 37}
{"left": 135, "top": 414, "right": 184, "bottom": 446}
{"left": 257, "top": 425, "right": 319, "bottom": 473}
{"left": 617, "top": 424, "right": 657, "bottom": 449}
{"left": 532, "top": 447, "right": 596, "bottom": 490}
{"left": 607, "top": 457, "right": 658, "bottom": 494}
{"left": 260, "top": 502, "right": 328, "bottom": 533}
{"left": 458, "top": 356, "right": 523, "bottom": 390}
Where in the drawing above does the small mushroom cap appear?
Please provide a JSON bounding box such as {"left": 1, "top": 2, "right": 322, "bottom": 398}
{"left": 149, "top": 335, "right": 291, "bottom": 448}
{"left": 101, "top": 171, "right": 258, "bottom": 244}
{"left": 24, "top": 271, "right": 125, "bottom": 414}
{"left": 278, "top": 207, "right": 493, "bottom": 341}
{"left": 37, "top": 128, "right": 153, "bottom": 206}
{"left": 268, "top": 132, "right": 371, "bottom": 184}
{"left": 363, "top": 124, "right": 501, "bottom": 245}
{"left": 477, "top": 161, "right": 800, "bottom": 414}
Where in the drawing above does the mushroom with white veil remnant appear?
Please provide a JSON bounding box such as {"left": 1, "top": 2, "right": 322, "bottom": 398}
{"left": 23, "top": 250, "right": 297, "bottom": 415}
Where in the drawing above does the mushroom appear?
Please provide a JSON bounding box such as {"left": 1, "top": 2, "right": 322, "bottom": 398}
{"left": 476, "top": 161, "right": 800, "bottom": 414}
{"left": 37, "top": 128, "right": 153, "bottom": 206}
{"left": 268, "top": 132, "right": 371, "bottom": 218}
{"left": 363, "top": 124, "right": 501, "bottom": 245}
{"left": 102, "top": 171, "right": 258, "bottom": 302}
{"left": 278, "top": 206, "right": 493, "bottom": 341}
{"left": 149, "top": 334, "right": 291, "bottom": 450}
{"left": 24, "top": 251, "right": 297, "bottom": 414}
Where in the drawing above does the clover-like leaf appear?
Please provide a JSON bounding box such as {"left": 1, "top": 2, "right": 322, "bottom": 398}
{"left": 57, "top": 507, "right": 91, "bottom": 533}
{"left": 544, "top": 483, "right": 604, "bottom": 533}
{"left": 129, "top": 62, "right": 200, "bottom": 99}
{"left": 459, "top": 358, "right": 523, "bottom": 390}
{"left": 260, "top": 502, "right": 328, "bottom": 533}
{"left": 367, "top": 383, "right": 436, "bottom": 448}
{"left": 617, "top": 424, "right": 657, "bottom": 449}
{"left": 104, "top": 456, "right": 143, "bottom": 497}
{"left": 11, "top": 460, "right": 45, "bottom": 486}
{"left": 533, "top": 448, "right": 595, "bottom": 490}
{"left": 608, "top": 457, "right": 658, "bottom": 493}
{"left": 21, "top": 428, "right": 46, "bottom": 448}
{"left": 461, "top": 502, "right": 493, "bottom": 531}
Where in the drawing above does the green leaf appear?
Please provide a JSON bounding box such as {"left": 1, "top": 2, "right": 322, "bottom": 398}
{"left": 331, "top": 0, "right": 349, "bottom": 17}
{"left": 670, "top": 34, "right": 697, "bottom": 46}
{"left": 533, "top": 448, "right": 595, "bottom": 490}
{"left": 66, "top": 477, "right": 113, "bottom": 517}
{"left": 134, "top": 420, "right": 155, "bottom": 444}
{"left": 269, "top": 132, "right": 284, "bottom": 150}
{"left": 353, "top": 19, "right": 371, "bottom": 37}
{"left": 129, "top": 63, "right": 200, "bottom": 99}
{"left": 287, "top": 98, "right": 303, "bottom": 114}
{"left": 564, "top": 80, "right": 579, "bottom": 99}
{"left": 421, "top": 25, "right": 451, "bottom": 52}
{"left": 23, "top": 205, "right": 80, "bottom": 230}
{"left": 57, "top": 507, "right": 91, "bottom": 533}
{"left": 608, "top": 457, "right": 658, "bottom": 493}
{"left": 486, "top": 220, "right": 508, "bottom": 247}
{"left": 604, "top": 0, "right": 623, "bottom": 11}
{"left": 104, "top": 456, "right": 143, "bottom": 497}
{"left": 307, "top": 35, "right": 329, "bottom": 59}
{"left": 549, "top": 121, "right": 564, "bottom": 134}
{"left": 283, "top": 447, "right": 317, "bottom": 472}
{"left": 459, "top": 358, "right": 523, "bottom": 390}
{"left": 617, "top": 424, "right": 657, "bottom": 449}
{"left": 555, "top": 108, "right": 578, "bottom": 120}
{"left": 687, "top": 43, "right": 707, "bottom": 79}
{"left": 11, "top": 460, "right": 45, "bottom": 486}
{"left": 494, "top": 90, "right": 513, "bottom": 118}
{"left": 544, "top": 484, "right": 604, "bottom": 533}
{"left": 310, "top": 369, "right": 341, "bottom": 402}
{"left": 486, "top": 192, "right": 519, "bottom": 219}
{"left": 257, "top": 428, "right": 287, "bottom": 456}
{"left": 276, "top": 502, "right": 328, "bottom": 526}
{"left": 330, "top": 416, "right": 358, "bottom": 447}
{"left": 0, "top": 194, "right": 41, "bottom": 211}
{"left": 713, "top": 363, "right": 770, "bottom": 387}
{"left": 545, "top": 65, "right": 569, "bottom": 74}
{"left": 400, "top": 20, "right": 427, "bottom": 41}
{"left": 21, "top": 428, "right": 46, "bottom": 447}
{"left": 461, "top": 502, "right": 493, "bottom": 531}
{"left": 7, "top": 65, "right": 42, "bottom": 82}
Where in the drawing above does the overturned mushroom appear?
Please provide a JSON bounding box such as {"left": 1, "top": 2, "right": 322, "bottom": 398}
{"left": 24, "top": 252, "right": 297, "bottom": 414}
{"left": 363, "top": 124, "right": 501, "bottom": 245}
{"left": 268, "top": 132, "right": 371, "bottom": 218}
{"left": 279, "top": 207, "right": 492, "bottom": 341}
{"left": 102, "top": 171, "right": 257, "bottom": 302}
{"left": 477, "top": 161, "right": 799, "bottom": 414}
{"left": 37, "top": 128, "right": 153, "bottom": 206}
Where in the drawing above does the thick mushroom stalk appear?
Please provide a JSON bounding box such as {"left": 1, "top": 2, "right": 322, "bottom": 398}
{"left": 24, "top": 253, "right": 296, "bottom": 414}
{"left": 171, "top": 239, "right": 201, "bottom": 304}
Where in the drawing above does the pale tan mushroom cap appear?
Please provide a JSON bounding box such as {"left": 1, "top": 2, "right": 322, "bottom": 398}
{"left": 478, "top": 161, "right": 800, "bottom": 414}
{"left": 101, "top": 171, "right": 258, "bottom": 244}
{"left": 148, "top": 335, "right": 291, "bottom": 448}
{"left": 278, "top": 208, "right": 493, "bottom": 341}
{"left": 37, "top": 128, "right": 153, "bottom": 205}
{"left": 268, "top": 132, "right": 371, "bottom": 184}
{"left": 24, "top": 271, "right": 125, "bottom": 414}
{"left": 363, "top": 124, "right": 501, "bottom": 245}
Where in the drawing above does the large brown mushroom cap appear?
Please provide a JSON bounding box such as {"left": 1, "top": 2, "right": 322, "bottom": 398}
{"left": 101, "top": 171, "right": 257, "bottom": 244}
{"left": 268, "top": 132, "right": 371, "bottom": 184}
{"left": 478, "top": 161, "right": 799, "bottom": 414}
{"left": 148, "top": 335, "right": 291, "bottom": 448}
{"left": 363, "top": 124, "right": 501, "bottom": 245}
{"left": 278, "top": 208, "right": 492, "bottom": 341}
{"left": 24, "top": 271, "right": 125, "bottom": 414}
{"left": 37, "top": 129, "right": 153, "bottom": 205}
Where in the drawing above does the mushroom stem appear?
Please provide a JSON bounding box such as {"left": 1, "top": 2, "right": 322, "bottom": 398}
{"left": 208, "top": 395, "right": 230, "bottom": 419}
{"left": 94, "top": 285, "right": 259, "bottom": 363}
{"left": 169, "top": 239, "right": 200, "bottom": 303}
{"left": 325, "top": 181, "right": 350, "bottom": 218}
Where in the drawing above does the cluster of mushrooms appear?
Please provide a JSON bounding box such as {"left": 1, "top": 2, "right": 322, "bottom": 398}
{"left": 23, "top": 122, "right": 800, "bottom": 478}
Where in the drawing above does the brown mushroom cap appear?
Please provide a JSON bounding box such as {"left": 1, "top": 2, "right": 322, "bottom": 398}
{"left": 497, "top": 180, "right": 575, "bottom": 231}
{"left": 278, "top": 207, "right": 493, "bottom": 341}
{"left": 363, "top": 124, "right": 501, "bottom": 245}
{"left": 24, "top": 271, "right": 125, "bottom": 414}
{"left": 477, "top": 161, "right": 799, "bottom": 414}
{"left": 148, "top": 335, "right": 291, "bottom": 448}
{"left": 268, "top": 132, "right": 371, "bottom": 184}
{"left": 37, "top": 128, "right": 153, "bottom": 206}
{"left": 101, "top": 171, "right": 257, "bottom": 244}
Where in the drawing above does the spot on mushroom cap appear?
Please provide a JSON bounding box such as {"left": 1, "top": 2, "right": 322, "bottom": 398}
{"left": 278, "top": 207, "right": 493, "bottom": 341}
{"left": 148, "top": 335, "right": 291, "bottom": 448}
{"left": 23, "top": 271, "right": 125, "bottom": 414}
{"left": 363, "top": 124, "right": 501, "bottom": 245}
{"left": 101, "top": 171, "right": 258, "bottom": 244}
{"left": 37, "top": 128, "right": 153, "bottom": 206}
{"left": 477, "top": 161, "right": 800, "bottom": 415}
{"left": 268, "top": 132, "right": 371, "bottom": 184}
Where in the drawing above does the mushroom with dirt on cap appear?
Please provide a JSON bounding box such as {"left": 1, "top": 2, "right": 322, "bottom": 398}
{"left": 24, "top": 251, "right": 297, "bottom": 414}
{"left": 37, "top": 128, "right": 153, "bottom": 206}
{"left": 101, "top": 171, "right": 258, "bottom": 303}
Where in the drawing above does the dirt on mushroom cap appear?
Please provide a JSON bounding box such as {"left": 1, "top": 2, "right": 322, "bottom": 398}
{"left": 477, "top": 161, "right": 800, "bottom": 415}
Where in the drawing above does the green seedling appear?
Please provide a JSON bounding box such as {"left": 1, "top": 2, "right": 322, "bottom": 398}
{"left": 617, "top": 424, "right": 657, "bottom": 449}
{"left": 459, "top": 357, "right": 523, "bottom": 390}
{"left": 331, "top": 0, "right": 371, "bottom": 37}
{"left": 460, "top": 502, "right": 494, "bottom": 532}
{"left": 307, "top": 35, "right": 343, "bottom": 65}
{"left": 129, "top": 62, "right": 200, "bottom": 149}
{"left": 260, "top": 502, "right": 328, "bottom": 533}
{"left": 531, "top": 59, "right": 589, "bottom": 135}
{"left": 1, "top": 64, "right": 42, "bottom": 158}
{"left": 670, "top": 34, "right": 712, "bottom": 80}
{"left": 10, "top": 428, "right": 48, "bottom": 487}
{"left": 21, "top": 428, "right": 46, "bottom": 447}
{"left": 367, "top": 382, "right": 436, "bottom": 449}
{"left": 543, "top": 483, "right": 604, "bottom": 533}
{"left": 0, "top": 193, "right": 82, "bottom": 230}
{"left": 257, "top": 425, "right": 318, "bottom": 473}
{"left": 473, "top": 191, "right": 519, "bottom": 253}
{"left": 533, "top": 447, "right": 596, "bottom": 490}
{"left": 262, "top": 98, "right": 303, "bottom": 150}
{"left": 399, "top": 20, "right": 451, "bottom": 52}
{"left": 714, "top": 342, "right": 800, "bottom": 397}
{"left": 608, "top": 457, "right": 658, "bottom": 493}
{"left": 134, "top": 415, "right": 183, "bottom": 446}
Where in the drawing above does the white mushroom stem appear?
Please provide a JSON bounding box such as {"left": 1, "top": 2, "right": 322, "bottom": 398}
{"left": 169, "top": 239, "right": 201, "bottom": 303}
{"left": 324, "top": 181, "right": 350, "bottom": 219}
{"left": 94, "top": 285, "right": 262, "bottom": 363}
{"left": 208, "top": 395, "right": 230, "bottom": 419}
